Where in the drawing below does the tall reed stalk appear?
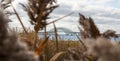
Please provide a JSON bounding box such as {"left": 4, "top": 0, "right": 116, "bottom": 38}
{"left": 53, "top": 22, "right": 59, "bottom": 53}
{"left": 11, "top": 2, "right": 28, "bottom": 34}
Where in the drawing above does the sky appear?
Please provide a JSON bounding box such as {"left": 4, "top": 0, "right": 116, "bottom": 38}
{"left": 8, "top": 0, "right": 120, "bottom": 33}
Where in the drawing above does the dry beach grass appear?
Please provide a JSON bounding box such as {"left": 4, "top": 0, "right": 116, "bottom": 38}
{"left": 0, "top": 0, "right": 120, "bottom": 61}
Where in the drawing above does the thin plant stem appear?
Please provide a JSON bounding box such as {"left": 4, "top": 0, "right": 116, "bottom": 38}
{"left": 11, "top": 2, "right": 28, "bottom": 34}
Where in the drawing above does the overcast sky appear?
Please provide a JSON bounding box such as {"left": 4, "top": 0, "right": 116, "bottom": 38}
{"left": 8, "top": 0, "right": 120, "bottom": 33}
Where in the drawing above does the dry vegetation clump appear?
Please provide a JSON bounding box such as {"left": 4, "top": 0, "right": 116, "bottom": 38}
{"left": 20, "top": 0, "right": 58, "bottom": 32}
{"left": 0, "top": 10, "right": 39, "bottom": 61}
{"left": 62, "top": 13, "right": 120, "bottom": 61}
{"left": 79, "top": 13, "right": 100, "bottom": 39}
{"left": 64, "top": 37, "right": 120, "bottom": 61}
{"left": 78, "top": 13, "right": 118, "bottom": 39}
{"left": 84, "top": 37, "right": 120, "bottom": 61}
{"left": 64, "top": 13, "right": 120, "bottom": 61}
{"left": 18, "top": 32, "right": 81, "bottom": 60}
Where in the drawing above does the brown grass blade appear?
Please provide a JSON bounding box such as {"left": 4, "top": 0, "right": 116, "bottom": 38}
{"left": 44, "top": 25, "right": 49, "bottom": 61}
{"left": 11, "top": 2, "right": 28, "bottom": 34}
{"left": 53, "top": 22, "right": 59, "bottom": 52}
{"left": 35, "top": 36, "right": 49, "bottom": 55}
{"left": 49, "top": 52, "right": 65, "bottom": 61}
{"left": 47, "top": 12, "right": 74, "bottom": 25}
{"left": 88, "top": 17, "right": 100, "bottom": 38}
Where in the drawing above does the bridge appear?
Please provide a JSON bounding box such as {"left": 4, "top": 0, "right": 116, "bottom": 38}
{"left": 38, "top": 27, "right": 80, "bottom": 40}
{"left": 38, "top": 27, "right": 120, "bottom": 41}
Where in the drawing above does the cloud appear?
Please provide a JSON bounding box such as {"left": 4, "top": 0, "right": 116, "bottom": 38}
{"left": 9, "top": 0, "right": 120, "bottom": 33}
{"left": 50, "top": 0, "right": 120, "bottom": 33}
{"left": 97, "top": 24, "right": 120, "bottom": 34}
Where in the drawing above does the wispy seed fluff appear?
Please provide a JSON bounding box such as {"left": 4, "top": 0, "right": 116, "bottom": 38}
{"left": 84, "top": 37, "right": 120, "bottom": 61}
{"left": 0, "top": 10, "right": 39, "bottom": 61}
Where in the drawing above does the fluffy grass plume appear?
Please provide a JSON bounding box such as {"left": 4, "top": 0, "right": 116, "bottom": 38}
{"left": 0, "top": 10, "right": 39, "bottom": 61}
{"left": 84, "top": 37, "right": 120, "bottom": 61}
